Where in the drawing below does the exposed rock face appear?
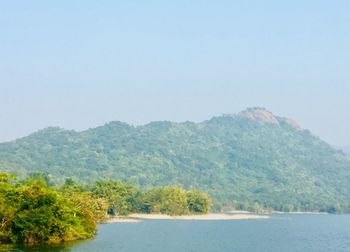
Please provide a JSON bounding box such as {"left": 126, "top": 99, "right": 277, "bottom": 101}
{"left": 226, "top": 108, "right": 302, "bottom": 130}
{"left": 283, "top": 118, "right": 302, "bottom": 130}
{"left": 236, "top": 107, "right": 279, "bottom": 125}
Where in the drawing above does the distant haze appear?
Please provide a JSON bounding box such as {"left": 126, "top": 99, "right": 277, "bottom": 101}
{"left": 1, "top": 1, "right": 349, "bottom": 145}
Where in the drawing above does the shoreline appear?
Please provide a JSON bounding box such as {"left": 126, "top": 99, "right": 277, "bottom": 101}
{"left": 269, "top": 211, "right": 329, "bottom": 215}
{"left": 107, "top": 211, "right": 331, "bottom": 223}
{"left": 109, "top": 213, "right": 270, "bottom": 222}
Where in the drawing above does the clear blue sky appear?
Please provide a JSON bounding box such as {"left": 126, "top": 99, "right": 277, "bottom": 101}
{"left": 1, "top": 1, "right": 349, "bottom": 145}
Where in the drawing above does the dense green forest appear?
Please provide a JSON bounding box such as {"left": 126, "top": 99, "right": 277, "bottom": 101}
{"left": 0, "top": 172, "right": 211, "bottom": 244}
{"left": 1, "top": 108, "right": 350, "bottom": 213}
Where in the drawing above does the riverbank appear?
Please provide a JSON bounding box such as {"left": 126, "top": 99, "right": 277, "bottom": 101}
{"left": 109, "top": 213, "right": 270, "bottom": 222}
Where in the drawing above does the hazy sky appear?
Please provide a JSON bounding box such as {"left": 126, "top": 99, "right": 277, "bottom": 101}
{"left": 1, "top": 1, "right": 349, "bottom": 145}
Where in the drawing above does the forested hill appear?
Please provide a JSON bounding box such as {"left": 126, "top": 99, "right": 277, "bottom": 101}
{"left": 1, "top": 107, "right": 350, "bottom": 212}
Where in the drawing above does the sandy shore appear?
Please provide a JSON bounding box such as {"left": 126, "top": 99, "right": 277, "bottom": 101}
{"left": 272, "top": 211, "right": 328, "bottom": 215}
{"left": 226, "top": 210, "right": 252, "bottom": 214}
{"left": 107, "top": 218, "right": 140, "bottom": 223}
{"left": 111, "top": 213, "right": 270, "bottom": 221}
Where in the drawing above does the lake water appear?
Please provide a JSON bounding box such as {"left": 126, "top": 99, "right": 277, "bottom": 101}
{"left": 4, "top": 214, "right": 350, "bottom": 252}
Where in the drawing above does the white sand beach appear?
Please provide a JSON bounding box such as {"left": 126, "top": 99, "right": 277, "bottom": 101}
{"left": 107, "top": 218, "right": 141, "bottom": 223}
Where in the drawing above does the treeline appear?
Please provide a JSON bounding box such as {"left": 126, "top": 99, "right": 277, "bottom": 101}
{"left": 90, "top": 179, "right": 211, "bottom": 216}
{"left": 0, "top": 172, "right": 211, "bottom": 245}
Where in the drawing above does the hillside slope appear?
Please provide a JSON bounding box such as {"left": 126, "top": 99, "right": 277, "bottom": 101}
{"left": 1, "top": 108, "right": 349, "bottom": 212}
{"left": 341, "top": 146, "right": 350, "bottom": 156}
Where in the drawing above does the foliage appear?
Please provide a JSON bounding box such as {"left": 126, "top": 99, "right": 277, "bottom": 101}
{"left": 90, "top": 182, "right": 211, "bottom": 216}
{"left": 90, "top": 180, "right": 142, "bottom": 215}
{"left": 0, "top": 173, "right": 210, "bottom": 245}
{"left": 143, "top": 186, "right": 189, "bottom": 215}
{"left": 0, "top": 173, "right": 108, "bottom": 245}
{"left": 186, "top": 190, "right": 212, "bottom": 214}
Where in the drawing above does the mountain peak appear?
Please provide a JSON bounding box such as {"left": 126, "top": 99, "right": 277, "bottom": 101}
{"left": 237, "top": 107, "right": 279, "bottom": 125}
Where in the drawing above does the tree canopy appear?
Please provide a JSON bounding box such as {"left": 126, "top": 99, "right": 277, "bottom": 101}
{"left": 0, "top": 173, "right": 211, "bottom": 245}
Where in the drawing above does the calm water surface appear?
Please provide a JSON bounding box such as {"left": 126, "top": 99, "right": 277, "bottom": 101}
{"left": 4, "top": 214, "right": 350, "bottom": 252}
